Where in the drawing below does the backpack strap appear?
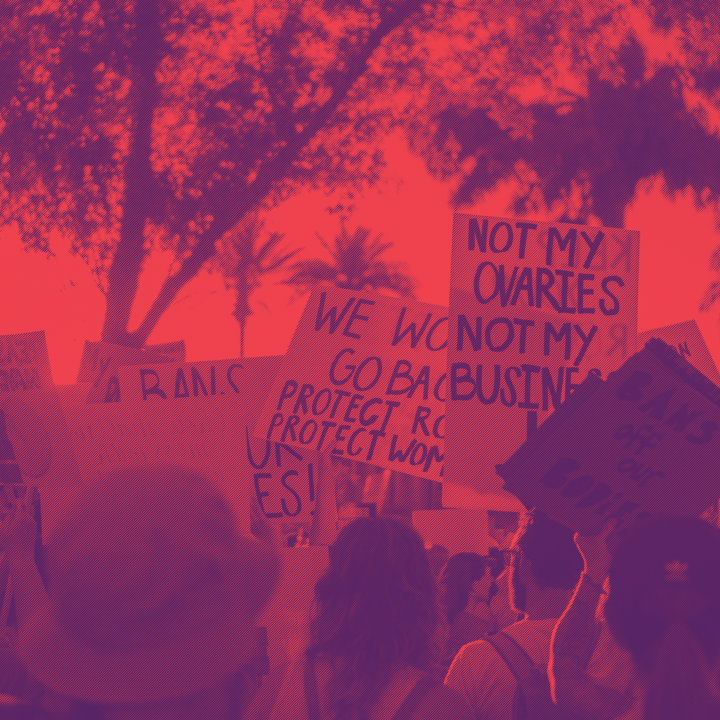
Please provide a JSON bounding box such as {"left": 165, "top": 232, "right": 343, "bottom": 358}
{"left": 304, "top": 657, "right": 323, "bottom": 720}
{"left": 484, "top": 632, "right": 538, "bottom": 686}
{"left": 391, "top": 673, "right": 440, "bottom": 720}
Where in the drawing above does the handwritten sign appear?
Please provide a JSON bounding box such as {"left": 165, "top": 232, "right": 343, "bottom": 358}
{"left": 638, "top": 319, "right": 720, "bottom": 387}
{"left": 0, "top": 331, "right": 80, "bottom": 487}
{"left": 77, "top": 341, "right": 172, "bottom": 403}
{"left": 254, "top": 287, "right": 447, "bottom": 481}
{"left": 496, "top": 339, "right": 720, "bottom": 535}
{"left": 446, "top": 214, "right": 640, "bottom": 496}
{"left": 118, "top": 356, "right": 318, "bottom": 522}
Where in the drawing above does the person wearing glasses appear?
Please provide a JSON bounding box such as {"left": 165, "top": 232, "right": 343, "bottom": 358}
{"left": 437, "top": 553, "right": 498, "bottom": 673}
{"left": 444, "top": 510, "right": 583, "bottom": 720}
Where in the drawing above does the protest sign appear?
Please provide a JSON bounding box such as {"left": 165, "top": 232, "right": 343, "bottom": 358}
{"left": 0, "top": 331, "right": 80, "bottom": 487}
{"left": 446, "top": 214, "right": 640, "bottom": 497}
{"left": 76, "top": 340, "right": 172, "bottom": 403}
{"left": 496, "top": 338, "right": 720, "bottom": 535}
{"left": 638, "top": 319, "right": 720, "bottom": 387}
{"left": 118, "top": 356, "right": 318, "bottom": 522}
{"left": 254, "top": 287, "right": 447, "bottom": 481}
{"left": 64, "top": 396, "right": 251, "bottom": 533}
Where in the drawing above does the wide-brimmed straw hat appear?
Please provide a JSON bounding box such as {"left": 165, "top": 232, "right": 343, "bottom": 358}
{"left": 17, "top": 464, "right": 280, "bottom": 705}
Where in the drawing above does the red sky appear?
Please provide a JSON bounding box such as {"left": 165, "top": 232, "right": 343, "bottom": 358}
{"left": 2, "top": 130, "right": 720, "bottom": 385}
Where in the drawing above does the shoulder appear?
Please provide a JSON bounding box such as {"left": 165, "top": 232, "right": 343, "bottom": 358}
{"left": 445, "top": 637, "right": 512, "bottom": 688}
{"left": 502, "top": 618, "right": 557, "bottom": 666}
{"left": 415, "top": 682, "right": 475, "bottom": 720}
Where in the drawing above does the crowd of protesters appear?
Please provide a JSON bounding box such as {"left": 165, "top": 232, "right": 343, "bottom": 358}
{"left": 0, "top": 464, "right": 719, "bottom": 719}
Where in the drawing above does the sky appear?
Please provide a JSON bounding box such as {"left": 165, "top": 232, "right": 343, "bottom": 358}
{"left": 2, "top": 130, "right": 720, "bottom": 386}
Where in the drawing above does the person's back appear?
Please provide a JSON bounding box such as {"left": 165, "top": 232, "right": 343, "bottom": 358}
{"left": 438, "top": 553, "right": 497, "bottom": 673}
{"left": 244, "top": 516, "right": 473, "bottom": 720}
{"left": 444, "top": 510, "right": 583, "bottom": 720}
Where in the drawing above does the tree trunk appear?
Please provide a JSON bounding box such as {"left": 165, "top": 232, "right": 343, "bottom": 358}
{"left": 101, "top": 0, "right": 162, "bottom": 347}
{"left": 123, "top": 0, "right": 425, "bottom": 347}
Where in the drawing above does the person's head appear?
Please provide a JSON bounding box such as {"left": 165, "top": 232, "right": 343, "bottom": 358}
{"left": 604, "top": 516, "right": 720, "bottom": 720}
{"left": 438, "top": 553, "right": 495, "bottom": 625}
{"left": 16, "top": 464, "right": 280, "bottom": 720}
{"left": 307, "top": 516, "right": 440, "bottom": 717}
{"left": 509, "top": 510, "right": 583, "bottom": 615}
{"left": 426, "top": 543, "right": 450, "bottom": 578}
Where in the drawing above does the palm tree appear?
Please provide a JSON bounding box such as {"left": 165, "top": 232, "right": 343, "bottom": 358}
{"left": 281, "top": 224, "right": 415, "bottom": 298}
{"left": 213, "top": 213, "right": 300, "bottom": 357}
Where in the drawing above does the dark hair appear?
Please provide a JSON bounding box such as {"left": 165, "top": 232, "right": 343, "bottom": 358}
{"left": 439, "top": 553, "right": 488, "bottom": 626}
{"left": 517, "top": 510, "right": 583, "bottom": 590}
{"left": 306, "top": 517, "right": 441, "bottom": 718}
{"left": 604, "top": 516, "right": 720, "bottom": 720}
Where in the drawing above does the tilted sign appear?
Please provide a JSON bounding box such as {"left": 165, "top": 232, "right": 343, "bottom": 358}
{"left": 496, "top": 339, "right": 720, "bottom": 535}
{"left": 254, "top": 287, "right": 447, "bottom": 481}
{"left": 446, "top": 214, "right": 639, "bottom": 496}
{"left": 77, "top": 340, "right": 173, "bottom": 403}
{"left": 118, "top": 356, "right": 317, "bottom": 522}
{"left": 0, "top": 331, "right": 80, "bottom": 486}
{"left": 637, "top": 319, "right": 720, "bottom": 388}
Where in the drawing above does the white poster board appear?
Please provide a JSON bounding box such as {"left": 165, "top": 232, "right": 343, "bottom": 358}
{"left": 446, "top": 214, "right": 640, "bottom": 498}
{"left": 0, "top": 331, "right": 80, "bottom": 487}
{"left": 118, "top": 356, "right": 318, "bottom": 523}
{"left": 254, "top": 287, "right": 447, "bottom": 481}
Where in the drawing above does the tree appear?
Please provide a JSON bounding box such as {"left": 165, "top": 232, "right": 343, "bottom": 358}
{"left": 0, "top": 0, "right": 427, "bottom": 347}
{"left": 211, "top": 213, "right": 299, "bottom": 357}
{"left": 412, "top": 34, "right": 720, "bottom": 229}
{"left": 1, "top": 0, "right": 663, "bottom": 348}
{"left": 281, "top": 224, "right": 415, "bottom": 298}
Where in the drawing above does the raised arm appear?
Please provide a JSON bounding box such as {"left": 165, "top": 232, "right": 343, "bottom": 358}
{"left": 549, "top": 520, "right": 634, "bottom": 720}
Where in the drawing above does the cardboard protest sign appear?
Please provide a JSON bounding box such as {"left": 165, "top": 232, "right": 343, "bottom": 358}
{"left": 145, "top": 339, "right": 186, "bottom": 362}
{"left": 446, "top": 214, "right": 640, "bottom": 496}
{"left": 64, "top": 396, "right": 252, "bottom": 533}
{"left": 0, "top": 331, "right": 81, "bottom": 487}
{"left": 118, "top": 356, "right": 318, "bottom": 522}
{"left": 76, "top": 340, "right": 172, "bottom": 403}
{"left": 496, "top": 338, "right": 720, "bottom": 535}
{"left": 254, "top": 287, "right": 447, "bottom": 481}
{"left": 638, "top": 319, "right": 720, "bottom": 387}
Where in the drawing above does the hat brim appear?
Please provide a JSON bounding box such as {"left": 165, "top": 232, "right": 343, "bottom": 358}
{"left": 17, "top": 596, "right": 259, "bottom": 705}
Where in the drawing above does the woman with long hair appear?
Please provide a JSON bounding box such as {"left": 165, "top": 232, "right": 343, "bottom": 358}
{"left": 550, "top": 515, "right": 720, "bottom": 720}
{"left": 437, "top": 553, "right": 497, "bottom": 672}
{"left": 244, "top": 516, "right": 473, "bottom": 720}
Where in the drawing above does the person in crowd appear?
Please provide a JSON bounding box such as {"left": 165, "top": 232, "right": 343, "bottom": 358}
{"left": 438, "top": 553, "right": 497, "bottom": 672}
{"left": 444, "top": 509, "right": 584, "bottom": 720}
{"left": 243, "top": 515, "right": 474, "bottom": 720}
{"left": 11, "top": 464, "right": 280, "bottom": 720}
{"left": 426, "top": 544, "right": 450, "bottom": 580}
{"left": 550, "top": 515, "right": 720, "bottom": 720}
{"left": 487, "top": 512, "right": 522, "bottom": 632}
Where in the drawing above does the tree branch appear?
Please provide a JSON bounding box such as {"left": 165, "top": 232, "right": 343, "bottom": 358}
{"left": 130, "top": 0, "right": 425, "bottom": 346}
{"left": 101, "top": 0, "right": 163, "bottom": 345}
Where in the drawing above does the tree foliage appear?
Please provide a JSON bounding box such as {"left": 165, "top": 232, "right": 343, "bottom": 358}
{"left": 282, "top": 224, "right": 415, "bottom": 297}
{"left": 211, "top": 213, "right": 299, "bottom": 357}
{"left": 4, "top": 0, "right": 716, "bottom": 344}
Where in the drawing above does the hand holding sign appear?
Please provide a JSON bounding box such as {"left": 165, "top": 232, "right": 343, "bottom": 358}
{"left": 574, "top": 517, "right": 618, "bottom": 585}
{"left": 497, "top": 339, "right": 720, "bottom": 536}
